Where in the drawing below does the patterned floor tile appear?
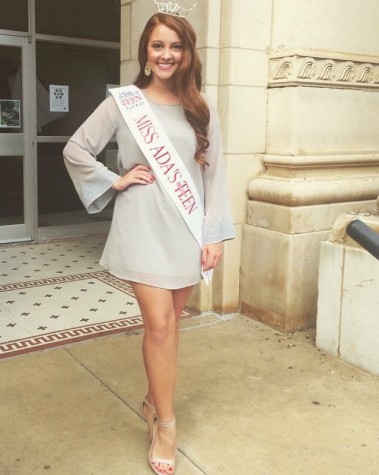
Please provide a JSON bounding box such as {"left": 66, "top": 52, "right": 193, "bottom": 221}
{"left": 0, "top": 236, "right": 147, "bottom": 358}
{"left": 0, "top": 236, "right": 105, "bottom": 284}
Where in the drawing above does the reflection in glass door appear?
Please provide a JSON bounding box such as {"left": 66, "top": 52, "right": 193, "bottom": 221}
{"left": 0, "top": 36, "right": 36, "bottom": 243}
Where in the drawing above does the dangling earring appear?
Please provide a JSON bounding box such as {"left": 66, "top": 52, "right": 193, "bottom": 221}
{"left": 144, "top": 62, "right": 152, "bottom": 77}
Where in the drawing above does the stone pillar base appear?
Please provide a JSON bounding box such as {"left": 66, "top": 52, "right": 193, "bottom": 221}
{"left": 241, "top": 224, "right": 329, "bottom": 331}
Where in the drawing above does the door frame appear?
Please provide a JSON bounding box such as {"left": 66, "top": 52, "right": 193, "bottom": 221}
{"left": 0, "top": 34, "right": 37, "bottom": 243}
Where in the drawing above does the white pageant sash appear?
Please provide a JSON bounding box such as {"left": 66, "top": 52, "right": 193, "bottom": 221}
{"left": 110, "top": 85, "right": 212, "bottom": 284}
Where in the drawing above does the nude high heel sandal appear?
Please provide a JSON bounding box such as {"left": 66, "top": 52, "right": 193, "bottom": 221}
{"left": 149, "top": 418, "right": 176, "bottom": 475}
{"left": 140, "top": 397, "right": 157, "bottom": 441}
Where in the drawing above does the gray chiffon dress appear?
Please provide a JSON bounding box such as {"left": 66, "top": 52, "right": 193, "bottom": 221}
{"left": 63, "top": 90, "right": 235, "bottom": 289}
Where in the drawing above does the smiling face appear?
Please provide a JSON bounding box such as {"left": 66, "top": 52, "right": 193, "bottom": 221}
{"left": 146, "top": 23, "right": 183, "bottom": 85}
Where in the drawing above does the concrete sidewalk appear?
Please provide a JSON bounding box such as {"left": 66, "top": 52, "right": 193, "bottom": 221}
{"left": 0, "top": 312, "right": 378, "bottom": 475}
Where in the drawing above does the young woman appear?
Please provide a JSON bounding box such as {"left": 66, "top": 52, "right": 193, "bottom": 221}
{"left": 64, "top": 11, "right": 235, "bottom": 475}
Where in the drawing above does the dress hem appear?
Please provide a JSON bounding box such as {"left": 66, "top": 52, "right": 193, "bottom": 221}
{"left": 99, "top": 263, "right": 201, "bottom": 290}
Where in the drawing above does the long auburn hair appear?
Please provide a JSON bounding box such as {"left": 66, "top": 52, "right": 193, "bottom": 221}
{"left": 134, "top": 13, "right": 210, "bottom": 166}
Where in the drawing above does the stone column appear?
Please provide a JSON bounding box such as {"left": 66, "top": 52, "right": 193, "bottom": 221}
{"left": 241, "top": 0, "right": 379, "bottom": 330}
{"left": 209, "top": 0, "right": 272, "bottom": 313}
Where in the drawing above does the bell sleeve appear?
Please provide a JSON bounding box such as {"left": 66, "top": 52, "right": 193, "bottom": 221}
{"left": 202, "top": 99, "right": 236, "bottom": 244}
{"left": 63, "top": 96, "right": 121, "bottom": 214}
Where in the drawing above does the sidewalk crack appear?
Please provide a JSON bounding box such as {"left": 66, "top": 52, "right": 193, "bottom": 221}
{"left": 63, "top": 347, "right": 207, "bottom": 474}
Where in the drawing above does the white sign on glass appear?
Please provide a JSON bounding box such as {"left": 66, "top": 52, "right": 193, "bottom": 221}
{"left": 49, "top": 85, "right": 69, "bottom": 112}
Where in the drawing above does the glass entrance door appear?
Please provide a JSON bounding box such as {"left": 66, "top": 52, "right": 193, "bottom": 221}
{"left": 0, "top": 0, "right": 120, "bottom": 243}
{"left": 0, "top": 35, "right": 36, "bottom": 242}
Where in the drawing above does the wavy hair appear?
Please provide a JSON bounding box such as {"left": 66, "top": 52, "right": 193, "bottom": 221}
{"left": 134, "top": 13, "right": 210, "bottom": 165}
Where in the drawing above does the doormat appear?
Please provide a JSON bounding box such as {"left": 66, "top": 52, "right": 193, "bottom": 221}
{"left": 0, "top": 236, "right": 192, "bottom": 359}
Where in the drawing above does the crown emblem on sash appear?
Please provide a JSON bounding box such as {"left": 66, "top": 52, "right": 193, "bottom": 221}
{"left": 154, "top": 1, "right": 197, "bottom": 18}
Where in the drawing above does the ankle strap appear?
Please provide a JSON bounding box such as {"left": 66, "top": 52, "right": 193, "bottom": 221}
{"left": 143, "top": 397, "right": 156, "bottom": 411}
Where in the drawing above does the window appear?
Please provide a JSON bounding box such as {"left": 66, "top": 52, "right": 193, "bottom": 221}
{"left": 0, "top": 0, "right": 28, "bottom": 32}
{"left": 35, "top": 0, "right": 120, "bottom": 42}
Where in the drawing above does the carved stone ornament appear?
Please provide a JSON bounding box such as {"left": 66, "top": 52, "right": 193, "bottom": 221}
{"left": 270, "top": 51, "right": 379, "bottom": 90}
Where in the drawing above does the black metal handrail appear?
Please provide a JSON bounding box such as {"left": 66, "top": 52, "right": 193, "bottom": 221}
{"left": 346, "top": 219, "right": 379, "bottom": 261}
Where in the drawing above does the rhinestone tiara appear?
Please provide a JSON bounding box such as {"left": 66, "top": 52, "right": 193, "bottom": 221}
{"left": 154, "top": 1, "right": 197, "bottom": 18}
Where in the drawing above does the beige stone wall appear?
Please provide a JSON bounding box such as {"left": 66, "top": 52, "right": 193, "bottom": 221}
{"left": 243, "top": 0, "right": 379, "bottom": 330}
{"left": 120, "top": 1, "right": 379, "bottom": 328}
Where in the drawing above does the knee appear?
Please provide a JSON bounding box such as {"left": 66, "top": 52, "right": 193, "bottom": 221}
{"left": 144, "top": 313, "right": 176, "bottom": 344}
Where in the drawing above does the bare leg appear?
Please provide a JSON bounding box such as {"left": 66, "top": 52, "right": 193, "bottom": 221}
{"left": 131, "top": 283, "right": 193, "bottom": 474}
{"left": 145, "top": 285, "right": 194, "bottom": 402}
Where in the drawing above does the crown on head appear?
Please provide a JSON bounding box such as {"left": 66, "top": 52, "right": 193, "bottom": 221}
{"left": 154, "top": 1, "right": 197, "bottom": 18}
